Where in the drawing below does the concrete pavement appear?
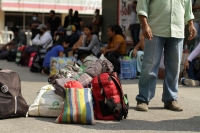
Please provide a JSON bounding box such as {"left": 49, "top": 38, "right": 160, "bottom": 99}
{"left": 0, "top": 60, "right": 200, "bottom": 133}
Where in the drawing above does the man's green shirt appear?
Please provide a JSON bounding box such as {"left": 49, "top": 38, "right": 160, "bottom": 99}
{"left": 137, "top": 0, "right": 194, "bottom": 38}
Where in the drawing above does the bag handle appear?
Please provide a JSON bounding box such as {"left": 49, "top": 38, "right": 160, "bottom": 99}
{"left": 129, "top": 50, "right": 137, "bottom": 60}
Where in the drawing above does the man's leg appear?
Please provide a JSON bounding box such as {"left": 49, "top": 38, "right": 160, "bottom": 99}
{"left": 136, "top": 36, "right": 165, "bottom": 111}
{"left": 162, "top": 38, "right": 183, "bottom": 111}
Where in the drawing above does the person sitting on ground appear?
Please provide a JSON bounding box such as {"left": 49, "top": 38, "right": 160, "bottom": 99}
{"left": 100, "top": 24, "right": 126, "bottom": 74}
{"left": 181, "top": 43, "right": 200, "bottom": 86}
{"left": 67, "top": 34, "right": 85, "bottom": 57}
{"left": 101, "top": 24, "right": 126, "bottom": 57}
{"left": 32, "top": 24, "right": 53, "bottom": 59}
{"left": 42, "top": 38, "right": 69, "bottom": 74}
{"left": 64, "top": 25, "right": 80, "bottom": 57}
{"left": 53, "top": 26, "right": 66, "bottom": 45}
{"left": 0, "top": 26, "right": 27, "bottom": 59}
{"left": 72, "top": 24, "right": 100, "bottom": 59}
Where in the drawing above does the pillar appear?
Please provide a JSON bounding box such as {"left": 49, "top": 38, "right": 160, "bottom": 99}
{"left": 0, "top": 10, "right": 5, "bottom": 31}
{"left": 101, "top": 0, "right": 118, "bottom": 42}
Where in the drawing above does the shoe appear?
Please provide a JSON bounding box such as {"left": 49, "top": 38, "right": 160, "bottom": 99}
{"left": 164, "top": 101, "right": 183, "bottom": 111}
{"left": 184, "top": 79, "right": 200, "bottom": 86}
{"left": 136, "top": 102, "right": 148, "bottom": 111}
{"left": 180, "top": 77, "right": 186, "bottom": 85}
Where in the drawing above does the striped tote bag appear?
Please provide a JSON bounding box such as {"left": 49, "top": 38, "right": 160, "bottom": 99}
{"left": 55, "top": 88, "right": 95, "bottom": 125}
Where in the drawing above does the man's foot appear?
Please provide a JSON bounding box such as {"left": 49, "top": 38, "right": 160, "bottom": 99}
{"left": 183, "top": 79, "right": 200, "bottom": 86}
{"left": 136, "top": 102, "right": 148, "bottom": 111}
{"left": 164, "top": 101, "right": 183, "bottom": 111}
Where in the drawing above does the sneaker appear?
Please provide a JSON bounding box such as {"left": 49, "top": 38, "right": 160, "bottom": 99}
{"left": 184, "top": 79, "right": 200, "bottom": 87}
{"left": 180, "top": 77, "right": 186, "bottom": 85}
{"left": 136, "top": 102, "right": 148, "bottom": 111}
{"left": 164, "top": 101, "right": 183, "bottom": 111}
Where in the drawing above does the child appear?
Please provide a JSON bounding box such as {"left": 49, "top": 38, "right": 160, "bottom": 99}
{"left": 42, "top": 38, "right": 69, "bottom": 74}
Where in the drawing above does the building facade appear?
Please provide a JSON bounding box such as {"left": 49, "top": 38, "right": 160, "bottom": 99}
{"left": 0, "top": 0, "right": 102, "bottom": 30}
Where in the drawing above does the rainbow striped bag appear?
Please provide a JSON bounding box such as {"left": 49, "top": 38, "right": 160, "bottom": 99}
{"left": 55, "top": 88, "right": 95, "bottom": 125}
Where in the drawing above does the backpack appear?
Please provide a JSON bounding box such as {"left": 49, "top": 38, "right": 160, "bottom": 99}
{"left": 30, "top": 49, "right": 45, "bottom": 73}
{"left": 92, "top": 73, "right": 128, "bottom": 121}
{"left": 7, "top": 49, "right": 17, "bottom": 62}
{"left": 0, "top": 69, "right": 29, "bottom": 119}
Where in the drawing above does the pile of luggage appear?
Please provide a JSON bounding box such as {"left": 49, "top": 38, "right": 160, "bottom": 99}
{"left": 0, "top": 55, "right": 129, "bottom": 125}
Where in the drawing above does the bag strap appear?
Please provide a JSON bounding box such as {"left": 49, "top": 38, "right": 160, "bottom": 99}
{"left": 97, "top": 75, "right": 107, "bottom": 98}
{"left": 110, "top": 74, "right": 128, "bottom": 119}
{"left": 129, "top": 50, "right": 137, "bottom": 60}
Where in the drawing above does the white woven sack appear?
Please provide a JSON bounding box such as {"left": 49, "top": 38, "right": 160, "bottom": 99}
{"left": 28, "top": 85, "right": 64, "bottom": 117}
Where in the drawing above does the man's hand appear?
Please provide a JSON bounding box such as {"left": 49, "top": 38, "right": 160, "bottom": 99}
{"left": 188, "top": 20, "right": 196, "bottom": 40}
{"left": 188, "top": 25, "right": 196, "bottom": 40}
{"left": 132, "top": 48, "right": 138, "bottom": 57}
{"left": 142, "top": 25, "right": 153, "bottom": 40}
{"left": 184, "top": 60, "right": 189, "bottom": 70}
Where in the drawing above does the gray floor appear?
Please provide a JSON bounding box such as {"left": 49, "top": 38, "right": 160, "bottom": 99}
{"left": 0, "top": 60, "right": 200, "bottom": 133}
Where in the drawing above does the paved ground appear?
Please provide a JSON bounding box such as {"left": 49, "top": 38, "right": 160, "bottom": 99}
{"left": 0, "top": 60, "right": 200, "bottom": 133}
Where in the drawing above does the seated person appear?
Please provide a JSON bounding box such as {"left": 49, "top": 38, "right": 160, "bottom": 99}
{"left": 132, "top": 33, "right": 145, "bottom": 74}
{"left": 72, "top": 24, "right": 100, "bottom": 59}
{"left": 42, "top": 38, "right": 69, "bottom": 74}
{"left": 32, "top": 24, "right": 53, "bottom": 58}
{"left": 67, "top": 34, "right": 85, "bottom": 57}
{"left": 181, "top": 43, "right": 200, "bottom": 86}
{"left": 0, "top": 26, "right": 27, "bottom": 59}
{"left": 101, "top": 24, "right": 126, "bottom": 57}
{"left": 53, "top": 26, "right": 66, "bottom": 45}
{"left": 64, "top": 25, "right": 80, "bottom": 57}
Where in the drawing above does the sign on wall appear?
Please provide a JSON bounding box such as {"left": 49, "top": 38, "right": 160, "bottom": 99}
{"left": 1, "top": 0, "right": 102, "bottom": 14}
{"left": 118, "top": 0, "right": 133, "bottom": 42}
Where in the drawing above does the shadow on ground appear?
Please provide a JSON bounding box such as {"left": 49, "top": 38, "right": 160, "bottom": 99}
{"left": 33, "top": 116, "right": 200, "bottom": 132}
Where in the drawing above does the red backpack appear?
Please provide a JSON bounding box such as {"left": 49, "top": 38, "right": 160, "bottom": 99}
{"left": 92, "top": 73, "right": 128, "bottom": 121}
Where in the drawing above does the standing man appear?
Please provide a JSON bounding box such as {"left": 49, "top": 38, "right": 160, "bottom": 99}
{"left": 192, "top": 0, "right": 200, "bottom": 47}
{"left": 92, "top": 9, "right": 102, "bottom": 38}
{"left": 135, "top": 0, "right": 196, "bottom": 112}
{"left": 28, "top": 13, "right": 41, "bottom": 40}
{"left": 129, "top": 1, "right": 140, "bottom": 47}
{"left": 64, "top": 9, "right": 74, "bottom": 28}
{"left": 48, "top": 10, "right": 62, "bottom": 37}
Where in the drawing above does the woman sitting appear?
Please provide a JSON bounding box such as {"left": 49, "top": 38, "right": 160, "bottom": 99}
{"left": 42, "top": 38, "right": 69, "bottom": 74}
{"left": 72, "top": 24, "right": 100, "bottom": 59}
{"left": 100, "top": 25, "right": 126, "bottom": 74}
{"left": 181, "top": 43, "right": 200, "bottom": 86}
{"left": 101, "top": 24, "right": 126, "bottom": 57}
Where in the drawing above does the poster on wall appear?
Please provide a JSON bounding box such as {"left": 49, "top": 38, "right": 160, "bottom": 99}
{"left": 118, "top": 0, "right": 133, "bottom": 42}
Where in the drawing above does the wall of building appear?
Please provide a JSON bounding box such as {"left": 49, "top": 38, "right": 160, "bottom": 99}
{"left": 101, "top": 0, "right": 118, "bottom": 42}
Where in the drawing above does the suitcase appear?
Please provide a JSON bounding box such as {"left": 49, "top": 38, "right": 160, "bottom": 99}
{"left": 0, "top": 69, "right": 29, "bottom": 119}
